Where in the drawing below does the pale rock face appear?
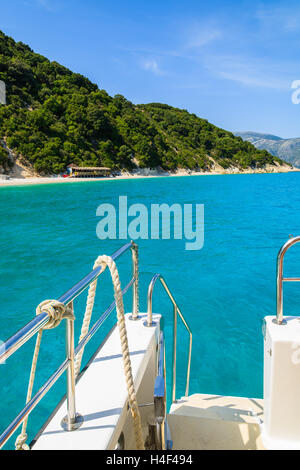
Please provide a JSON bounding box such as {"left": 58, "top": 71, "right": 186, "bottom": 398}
{"left": 235, "top": 131, "right": 300, "bottom": 168}
{"left": 120, "top": 159, "right": 294, "bottom": 178}
{"left": 0, "top": 80, "right": 6, "bottom": 105}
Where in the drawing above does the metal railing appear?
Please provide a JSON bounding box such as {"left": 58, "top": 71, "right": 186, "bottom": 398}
{"left": 0, "top": 241, "right": 139, "bottom": 449}
{"left": 154, "top": 331, "right": 166, "bottom": 450}
{"left": 146, "top": 274, "right": 192, "bottom": 403}
{"left": 276, "top": 236, "right": 300, "bottom": 324}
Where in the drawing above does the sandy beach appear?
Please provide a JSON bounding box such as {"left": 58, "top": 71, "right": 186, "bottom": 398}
{"left": 0, "top": 164, "right": 297, "bottom": 187}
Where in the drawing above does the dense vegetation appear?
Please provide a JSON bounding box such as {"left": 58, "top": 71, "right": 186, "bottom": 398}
{"left": 0, "top": 30, "right": 286, "bottom": 175}
{"left": 0, "top": 144, "right": 11, "bottom": 172}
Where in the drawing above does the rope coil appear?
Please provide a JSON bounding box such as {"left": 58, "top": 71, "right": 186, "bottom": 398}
{"left": 36, "top": 300, "right": 74, "bottom": 329}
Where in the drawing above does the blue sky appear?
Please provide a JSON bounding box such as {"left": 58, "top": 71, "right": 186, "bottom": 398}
{"left": 1, "top": 0, "right": 300, "bottom": 138}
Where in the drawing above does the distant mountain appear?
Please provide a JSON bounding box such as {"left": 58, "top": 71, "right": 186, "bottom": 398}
{"left": 235, "top": 132, "right": 300, "bottom": 168}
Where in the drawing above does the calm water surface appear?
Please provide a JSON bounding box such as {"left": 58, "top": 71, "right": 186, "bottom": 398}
{"left": 1, "top": 172, "right": 300, "bottom": 448}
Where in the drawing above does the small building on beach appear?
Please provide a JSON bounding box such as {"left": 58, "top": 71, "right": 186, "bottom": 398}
{"left": 66, "top": 164, "right": 111, "bottom": 178}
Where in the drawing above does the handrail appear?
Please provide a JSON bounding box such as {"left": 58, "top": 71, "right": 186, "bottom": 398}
{"left": 276, "top": 236, "right": 300, "bottom": 324}
{"left": 0, "top": 241, "right": 135, "bottom": 363}
{"left": 0, "top": 241, "right": 138, "bottom": 449}
{"left": 146, "top": 274, "right": 192, "bottom": 403}
{"left": 154, "top": 331, "right": 167, "bottom": 450}
{"left": 0, "top": 278, "right": 134, "bottom": 449}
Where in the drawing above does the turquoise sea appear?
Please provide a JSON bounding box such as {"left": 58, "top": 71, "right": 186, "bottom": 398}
{"left": 1, "top": 172, "right": 300, "bottom": 448}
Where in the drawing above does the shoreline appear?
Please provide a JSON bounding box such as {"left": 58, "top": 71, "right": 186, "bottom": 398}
{"left": 0, "top": 165, "right": 298, "bottom": 187}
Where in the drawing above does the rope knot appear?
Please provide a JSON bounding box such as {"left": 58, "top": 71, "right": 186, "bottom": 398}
{"left": 36, "top": 300, "right": 74, "bottom": 329}
{"left": 15, "top": 433, "right": 29, "bottom": 451}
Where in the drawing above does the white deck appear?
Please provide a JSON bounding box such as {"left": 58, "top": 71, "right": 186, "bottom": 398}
{"left": 33, "top": 313, "right": 160, "bottom": 450}
{"left": 168, "top": 394, "right": 265, "bottom": 450}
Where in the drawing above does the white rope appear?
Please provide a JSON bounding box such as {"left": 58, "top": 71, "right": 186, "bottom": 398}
{"left": 16, "top": 256, "right": 145, "bottom": 451}
{"left": 15, "top": 301, "right": 74, "bottom": 450}
{"left": 74, "top": 258, "right": 103, "bottom": 378}
{"left": 75, "top": 255, "right": 145, "bottom": 450}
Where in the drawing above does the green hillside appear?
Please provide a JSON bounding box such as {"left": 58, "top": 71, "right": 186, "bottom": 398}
{"left": 0, "top": 30, "right": 287, "bottom": 175}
